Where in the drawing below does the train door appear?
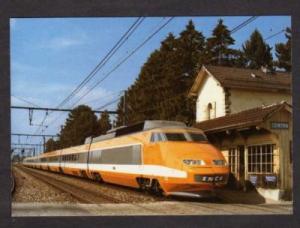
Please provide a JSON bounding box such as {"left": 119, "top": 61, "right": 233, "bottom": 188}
{"left": 59, "top": 150, "right": 64, "bottom": 173}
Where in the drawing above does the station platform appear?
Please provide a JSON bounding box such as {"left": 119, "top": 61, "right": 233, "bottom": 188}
{"left": 12, "top": 200, "right": 292, "bottom": 217}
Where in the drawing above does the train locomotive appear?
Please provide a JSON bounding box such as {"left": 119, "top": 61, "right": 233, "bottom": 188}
{"left": 23, "top": 120, "right": 229, "bottom": 197}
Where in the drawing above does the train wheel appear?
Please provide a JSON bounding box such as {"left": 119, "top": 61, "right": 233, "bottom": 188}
{"left": 151, "top": 179, "right": 163, "bottom": 196}
{"left": 93, "top": 172, "right": 103, "bottom": 182}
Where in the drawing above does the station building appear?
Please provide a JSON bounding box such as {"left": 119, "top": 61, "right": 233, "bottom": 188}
{"left": 189, "top": 65, "right": 292, "bottom": 200}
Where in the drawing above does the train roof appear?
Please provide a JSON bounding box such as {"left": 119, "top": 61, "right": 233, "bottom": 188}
{"left": 24, "top": 121, "right": 203, "bottom": 160}
{"left": 85, "top": 120, "right": 187, "bottom": 144}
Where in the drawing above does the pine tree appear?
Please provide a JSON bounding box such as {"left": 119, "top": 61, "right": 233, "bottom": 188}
{"left": 116, "top": 35, "right": 178, "bottom": 126}
{"left": 59, "top": 105, "right": 99, "bottom": 148}
{"left": 205, "top": 19, "right": 236, "bottom": 66}
{"left": 116, "top": 20, "right": 206, "bottom": 126}
{"left": 242, "top": 29, "right": 273, "bottom": 69}
{"left": 275, "top": 27, "right": 291, "bottom": 72}
{"left": 98, "top": 111, "right": 112, "bottom": 135}
{"left": 165, "top": 20, "right": 205, "bottom": 123}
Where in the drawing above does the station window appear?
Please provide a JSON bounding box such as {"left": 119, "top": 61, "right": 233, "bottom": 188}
{"left": 207, "top": 103, "right": 212, "bottom": 120}
{"left": 248, "top": 144, "right": 275, "bottom": 174}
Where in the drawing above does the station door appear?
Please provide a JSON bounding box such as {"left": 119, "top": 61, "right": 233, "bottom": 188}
{"left": 228, "top": 146, "right": 245, "bottom": 182}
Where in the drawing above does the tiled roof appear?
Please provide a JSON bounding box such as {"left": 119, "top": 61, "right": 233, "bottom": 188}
{"left": 194, "top": 102, "right": 291, "bottom": 133}
{"left": 205, "top": 65, "right": 291, "bottom": 92}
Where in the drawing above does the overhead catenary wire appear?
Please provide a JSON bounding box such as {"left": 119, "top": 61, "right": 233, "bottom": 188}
{"left": 29, "top": 16, "right": 256, "bottom": 140}
{"left": 82, "top": 91, "right": 121, "bottom": 105}
{"left": 96, "top": 96, "right": 122, "bottom": 111}
{"left": 109, "top": 17, "right": 167, "bottom": 66}
{"left": 34, "top": 17, "right": 145, "bottom": 138}
{"left": 44, "top": 17, "right": 174, "bottom": 134}
{"left": 264, "top": 29, "right": 285, "bottom": 41}
{"left": 230, "top": 16, "right": 259, "bottom": 34}
{"left": 69, "top": 17, "right": 170, "bottom": 109}
{"left": 69, "top": 17, "right": 175, "bottom": 108}
{"left": 46, "top": 15, "right": 260, "bottom": 133}
{"left": 55, "top": 17, "right": 145, "bottom": 110}
{"left": 12, "top": 95, "right": 41, "bottom": 108}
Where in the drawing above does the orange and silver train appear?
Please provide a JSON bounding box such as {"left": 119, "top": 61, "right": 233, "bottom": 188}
{"left": 23, "top": 120, "right": 229, "bottom": 197}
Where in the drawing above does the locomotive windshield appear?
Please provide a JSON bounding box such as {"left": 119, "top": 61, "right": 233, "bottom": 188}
{"left": 165, "top": 133, "right": 187, "bottom": 141}
{"left": 189, "top": 133, "right": 207, "bottom": 142}
{"left": 151, "top": 132, "right": 207, "bottom": 143}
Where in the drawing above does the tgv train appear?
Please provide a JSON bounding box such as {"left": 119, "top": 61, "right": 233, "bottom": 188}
{"left": 23, "top": 121, "right": 229, "bottom": 197}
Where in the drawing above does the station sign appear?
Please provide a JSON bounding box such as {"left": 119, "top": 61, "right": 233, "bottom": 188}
{"left": 271, "top": 122, "right": 289, "bottom": 129}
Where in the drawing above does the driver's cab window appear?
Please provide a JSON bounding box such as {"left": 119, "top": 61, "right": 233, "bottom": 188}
{"left": 150, "top": 133, "right": 163, "bottom": 143}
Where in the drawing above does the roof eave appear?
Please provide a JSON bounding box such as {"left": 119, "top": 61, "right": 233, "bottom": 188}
{"left": 200, "top": 120, "right": 263, "bottom": 134}
{"left": 224, "top": 85, "right": 291, "bottom": 93}
{"left": 188, "top": 65, "right": 210, "bottom": 97}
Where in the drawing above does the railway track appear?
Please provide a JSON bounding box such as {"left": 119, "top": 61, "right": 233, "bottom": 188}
{"left": 16, "top": 166, "right": 173, "bottom": 214}
{"left": 18, "top": 166, "right": 124, "bottom": 204}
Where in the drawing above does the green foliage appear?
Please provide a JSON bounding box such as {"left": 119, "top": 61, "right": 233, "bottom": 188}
{"left": 205, "top": 19, "right": 239, "bottom": 66}
{"left": 275, "top": 27, "right": 291, "bottom": 72}
{"left": 242, "top": 29, "right": 273, "bottom": 69}
{"left": 46, "top": 19, "right": 290, "bottom": 152}
{"left": 115, "top": 19, "right": 290, "bottom": 127}
{"left": 45, "top": 138, "right": 60, "bottom": 152}
{"left": 45, "top": 105, "right": 113, "bottom": 151}
{"left": 116, "top": 21, "right": 206, "bottom": 126}
{"left": 98, "top": 111, "right": 112, "bottom": 135}
{"left": 57, "top": 105, "right": 99, "bottom": 149}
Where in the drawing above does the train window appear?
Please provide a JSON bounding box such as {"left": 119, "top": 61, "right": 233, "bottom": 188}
{"left": 165, "top": 133, "right": 187, "bottom": 141}
{"left": 49, "top": 156, "right": 58, "bottom": 162}
{"left": 189, "top": 133, "right": 207, "bottom": 142}
{"left": 150, "top": 133, "right": 155, "bottom": 142}
{"left": 150, "top": 133, "right": 164, "bottom": 143}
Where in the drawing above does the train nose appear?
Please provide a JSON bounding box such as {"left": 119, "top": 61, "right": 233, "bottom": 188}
{"left": 194, "top": 174, "right": 228, "bottom": 184}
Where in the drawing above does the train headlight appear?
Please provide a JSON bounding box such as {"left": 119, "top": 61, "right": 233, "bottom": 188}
{"left": 183, "top": 159, "right": 206, "bottom": 166}
{"left": 213, "top": 159, "right": 227, "bottom": 166}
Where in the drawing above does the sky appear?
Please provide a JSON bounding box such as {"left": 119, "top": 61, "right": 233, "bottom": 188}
{"left": 10, "top": 16, "right": 291, "bottom": 155}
